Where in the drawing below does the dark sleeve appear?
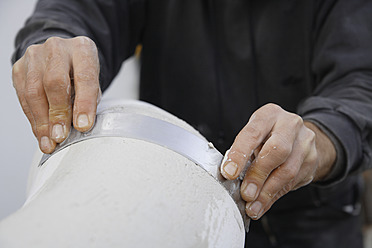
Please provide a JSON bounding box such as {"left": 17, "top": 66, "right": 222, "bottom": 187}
{"left": 12, "top": 0, "right": 146, "bottom": 92}
{"left": 297, "top": 0, "right": 372, "bottom": 186}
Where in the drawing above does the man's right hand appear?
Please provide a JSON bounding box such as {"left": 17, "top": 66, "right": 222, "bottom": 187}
{"left": 12, "top": 36, "right": 101, "bottom": 154}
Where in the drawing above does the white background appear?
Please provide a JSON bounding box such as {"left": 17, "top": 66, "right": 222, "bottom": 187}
{"left": 0, "top": 0, "right": 139, "bottom": 221}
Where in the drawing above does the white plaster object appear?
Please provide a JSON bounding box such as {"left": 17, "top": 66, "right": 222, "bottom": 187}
{"left": 0, "top": 100, "right": 245, "bottom": 248}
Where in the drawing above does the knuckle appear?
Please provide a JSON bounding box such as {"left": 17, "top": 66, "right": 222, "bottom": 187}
{"left": 72, "top": 37, "right": 99, "bottom": 64}
{"left": 299, "top": 129, "right": 316, "bottom": 153}
{"left": 269, "top": 137, "right": 292, "bottom": 159}
{"left": 231, "top": 146, "right": 249, "bottom": 160}
{"left": 35, "top": 122, "right": 49, "bottom": 133}
{"left": 279, "top": 143, "right": 292, "bottom": 157}
{"left": 45, "top": 36, "right": 63, "bottom": 47}
{"left": 25, "top": 85, "right": 42, "bottom": 101}
{"left": 242, "top": 124, "right": 263, "bottom": 142}
{"left": 24, "top": 44, "right": 41, "bottom": 58}
{"left": 261, "top": 190, "right": 275, "bottom": 202}
{"left": 282, "top": 183, "right": 293, "bottom": 194}
{"left": 300, "top": 175, "right": 314, "bottom": 188}
{"left": 76, "top": 97, "right": 97, "bottom": 107}
{"left": 43, "top": 72, "right": 69, "bottom": 90}
{"left": 73, "top": 36, "right": 98, "bottom": 55}
{"left": 49, "top": 107, "right": 72, "bottom": 120}
{"left": 294, "top": 114, "right": 304, "bottom": 127}
{"left": 12, "top": 60, "right": 23, "bottom": 78}
{"left": 306, "top": 129, "right": 316, "bottom": 143}
{"left": 75, "top": 36, "right": 96, "bottom": 47}
{"left": 288, "top": 113, "right": 303, "bottom": 128}
{"left": 280, "top": 166, "right": 298, "bottom": 180}
{"left": 74, "top": 71, "right": 98, "bottom": 84}
{"left": 263, "top": 103, "right": 282, "bottom": 113}
{"left": 250, "top": 165, "right": 270, "bottom": 181}
{"left": 287, "top": 113, "right": 304, "bottom": 130}
{"left": 44, "top": 41, "right": 65, "bottom": 64}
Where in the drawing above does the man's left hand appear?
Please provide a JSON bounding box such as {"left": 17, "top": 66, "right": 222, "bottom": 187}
{"left": 220, "top": 103, "right": 336, "bottom": 220}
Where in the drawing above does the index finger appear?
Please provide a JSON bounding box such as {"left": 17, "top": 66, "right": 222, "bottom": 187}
{"left": 43, "top": 37, "right": 73, "bottom": 144}
{"left": 71, "top": 37, "right": 101, "bottom": 132}
{"left": 220, "top": 104, "right": 281, "bottom": 180}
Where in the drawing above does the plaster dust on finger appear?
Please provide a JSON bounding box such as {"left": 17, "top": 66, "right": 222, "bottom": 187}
{"left": 220, "top": 149, "right": 253, "bottom": 180}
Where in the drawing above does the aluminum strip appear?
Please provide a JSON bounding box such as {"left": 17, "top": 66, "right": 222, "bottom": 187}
{"left": 39, "top": 111, "right": 250, "bottom": 231}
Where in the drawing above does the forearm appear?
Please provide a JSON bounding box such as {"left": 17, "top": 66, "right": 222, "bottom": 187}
{"left": 298, "top": 0, "right": 372, "bottom": 183}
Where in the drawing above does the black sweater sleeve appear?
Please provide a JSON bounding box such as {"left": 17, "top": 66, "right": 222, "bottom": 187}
{"left": 12, "top": 0, "right": 146, "bottom": 91}
{"left": 298, "top": 0, "right": 372, "bottom": 186}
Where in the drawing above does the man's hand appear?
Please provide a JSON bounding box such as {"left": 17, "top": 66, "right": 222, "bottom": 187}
{"left": 220, "top": 103, "right": 336, "bottom": 220}
{"left": 12, "top": 36, "right": 101, "bottom": 153}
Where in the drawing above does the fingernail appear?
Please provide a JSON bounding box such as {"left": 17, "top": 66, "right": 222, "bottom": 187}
{"left": 52, "top": 124, "right": 65, "bottom": 141}
{"left": 222, "top": 161, "right": 238, "bottom": 178}
{"left": 77, "top": 114, "right": 89, "bottom": 129}
{"left": 40, "top": 136, "right": 52, "bottom": 152}
{"left": 243, "top": 183, "right": 257, "bottom": 199}
{"left": 248, "top": 201, "right": 262, "bottom": 219}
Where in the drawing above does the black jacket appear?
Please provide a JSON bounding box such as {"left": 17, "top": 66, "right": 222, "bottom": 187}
{"left": 12, "top": 0, "right": 372, "bottom": 228}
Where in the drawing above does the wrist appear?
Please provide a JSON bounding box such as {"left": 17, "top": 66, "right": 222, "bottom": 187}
{"left": 304, "top": 121, "right": 337, "bottom": 182}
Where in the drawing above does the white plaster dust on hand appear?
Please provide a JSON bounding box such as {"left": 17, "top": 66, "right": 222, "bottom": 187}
{"left": 257, "top": 145, "right": 277, "bottom": 159}
{"left": 238, "top": 160, "right": 251, "bottom": 181}
{"left": 220, "top": 148, "right": 253, "bottom": 180}
{"left": 220, "top": 149, "right": 238, "bottom": 179}
{"left": 260, "top": 150, "right": 271, "bottom": 159}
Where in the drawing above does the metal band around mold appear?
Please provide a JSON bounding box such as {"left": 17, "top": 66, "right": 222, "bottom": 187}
{"left": 39, "top": 110, "right": 250, "bottom": 231}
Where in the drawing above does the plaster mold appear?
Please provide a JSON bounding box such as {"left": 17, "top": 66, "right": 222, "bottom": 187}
{"left": 0, "top": 100, "right": 245, "bottom": 248}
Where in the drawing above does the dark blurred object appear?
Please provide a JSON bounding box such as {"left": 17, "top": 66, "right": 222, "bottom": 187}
{"left": 363, "top": 170, "right": 372, "bottom": 224}
{"left": 362, "top": 170, "right": 372, "bottom": 247}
